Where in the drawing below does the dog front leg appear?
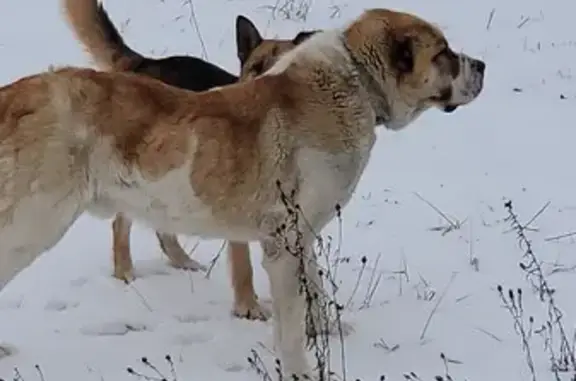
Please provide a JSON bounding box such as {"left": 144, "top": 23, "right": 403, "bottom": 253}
{"left": 304, "top": 251, "right": 354, "bottom": 339}
{"left": 304, "top": 251, "right": 328, "bottom": 337}
{"left": 261, "top": 238, "right": 311, "bottom": 379}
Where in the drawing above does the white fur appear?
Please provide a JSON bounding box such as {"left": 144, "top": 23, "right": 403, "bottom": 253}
{"left": 0, "top": 188, "right": 85, "bottom": 289}
{"left": 85, "top": 136, "right": 261, "bottom": 241}
{"left": 266, "top": 29, "right": 348, "bottom": 76}
{"left": 452, "top": 53, "right": 484, "bottom": 105}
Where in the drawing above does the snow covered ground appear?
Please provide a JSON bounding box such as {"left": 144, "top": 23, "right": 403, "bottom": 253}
{"left": 0, "top": 0, "right": 575, "bottom": 380}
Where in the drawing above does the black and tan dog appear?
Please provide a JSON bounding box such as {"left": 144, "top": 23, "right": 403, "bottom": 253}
{"left": 62, "top": 0, "right": 317, "bottom": 321}
{"left": 0, "top": 8, "right": 484, "bottom": 375}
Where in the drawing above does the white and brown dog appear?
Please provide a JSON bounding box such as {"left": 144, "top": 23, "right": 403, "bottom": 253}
{"left": 62, "top": 0, "right": 319, "bottom": 322}
{"left": 0, "top": 8, "right": 484, "bottom": 377}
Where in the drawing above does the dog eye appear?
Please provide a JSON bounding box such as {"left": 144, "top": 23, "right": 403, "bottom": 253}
{"left": 433, "top": 48, "right": 449, "bottom": 61}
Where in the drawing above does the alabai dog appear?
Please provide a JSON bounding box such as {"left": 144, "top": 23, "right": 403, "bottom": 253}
{"left": 0, "top": 7, "right": 484, "bottom": 377}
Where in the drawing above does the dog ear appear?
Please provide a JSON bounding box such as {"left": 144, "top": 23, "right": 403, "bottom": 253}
{"left": 291, "top": 30, "right": 319, "bottom": 45}
{"left": 236, "top": 15, "right": 263, "bottom": 65}
{"left": 388, "top": 35, "right": 414, "bottom": 73}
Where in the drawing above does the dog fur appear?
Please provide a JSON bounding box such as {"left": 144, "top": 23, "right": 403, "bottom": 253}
{"left": 0, "top": 8, "right": 484, "bottom": 376}
{"left": 62, "top": 0, "right": 318, "bottom": 321}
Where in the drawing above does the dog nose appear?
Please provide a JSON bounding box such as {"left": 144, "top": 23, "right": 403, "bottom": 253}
{"left": 472, "top": 59, "right": 486, "bottom": 74}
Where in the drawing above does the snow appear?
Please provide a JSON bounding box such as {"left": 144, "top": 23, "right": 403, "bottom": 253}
{"left": 0, "top": 0, "right": 575, "bottom": 380}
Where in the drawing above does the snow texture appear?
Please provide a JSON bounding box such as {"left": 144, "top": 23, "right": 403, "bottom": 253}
{"left": 0, "top": 0, "right": 575, "bottom": 380}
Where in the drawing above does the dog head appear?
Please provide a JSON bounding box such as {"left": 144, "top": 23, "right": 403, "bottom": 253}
{"left": 236, "top": 15, "right": 320, "bottom": 80}
{"left": 344, "top": 9, "right": 485, "bottom": 129}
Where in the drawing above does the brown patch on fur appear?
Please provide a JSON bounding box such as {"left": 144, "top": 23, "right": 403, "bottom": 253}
{"left": 43, "top": 65, "right": 288, "bottom": 219}
{"left": 186, "top": 75, "right": 291, "bottom": 222}
{"left": 60, "top": 68, "right": 191, "bottom": 180}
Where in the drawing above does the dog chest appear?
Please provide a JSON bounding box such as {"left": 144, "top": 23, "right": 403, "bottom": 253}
{"left": 294, "top": 137, "right": 373, "bottom": 227}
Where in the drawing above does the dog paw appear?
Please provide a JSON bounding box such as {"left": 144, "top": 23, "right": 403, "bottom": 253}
{"left": 113, "top": 268, "right": 135, "bottom": 284}
{"left": 232, "top": 299, "right": 271, "bottom": 321}
{"left": 169, "top": 257, "right": 207, "bottom": 272}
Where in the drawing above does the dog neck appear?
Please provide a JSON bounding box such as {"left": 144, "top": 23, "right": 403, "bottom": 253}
{"left": 339, "top": 35, "right": 393, "bottom": 128}
{"left": 267, "top": 28, "right": 392, "bottom": 128}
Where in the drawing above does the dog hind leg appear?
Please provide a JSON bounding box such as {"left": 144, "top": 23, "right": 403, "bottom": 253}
{"left": 304, "top": 250, "right": 355, "bottom": 338}
{"left": 0, "top": 193, "right": 86, "bottom": 290}
{"left": 155, "top": 232, "right": 207, "bottom": 271}
{"left": 111, "top": 213, "right": 135, "bottom": 283}
{"left": 0, "top": 182, "right": 86, "bottom": 357}
{"left": 229, "top": 241, "right": 271, "bottom": 321}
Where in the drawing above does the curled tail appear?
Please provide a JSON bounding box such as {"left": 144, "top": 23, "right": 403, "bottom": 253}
{"left": 62, "top": 0, "right": 143, "bottom": 71}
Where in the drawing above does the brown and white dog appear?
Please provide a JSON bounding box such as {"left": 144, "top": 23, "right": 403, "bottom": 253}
{"left": 0, "top": 8, "right": 484, "bottom": 377}
{"left": 62, "top": 0, "right": 317, "bottom": 321}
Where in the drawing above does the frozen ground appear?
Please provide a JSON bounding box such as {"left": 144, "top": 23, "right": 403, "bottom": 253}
{"left": 0, "top": 0, "right": 575, "bottom": 380}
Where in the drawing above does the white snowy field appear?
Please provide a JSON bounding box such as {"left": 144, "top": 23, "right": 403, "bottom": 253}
{"left": 0, "top": 0, "right": 575, "bottom": 380}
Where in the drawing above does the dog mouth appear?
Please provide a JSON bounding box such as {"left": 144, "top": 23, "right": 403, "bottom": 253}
{"left": 443, "top": 105, "right": 459, "bottom": 113}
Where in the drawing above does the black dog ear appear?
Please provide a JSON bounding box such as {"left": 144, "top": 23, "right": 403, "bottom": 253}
{"left": 236, "top": 15, "right": 263, "bottom": 65}
{"left": 292, "top": 30, "right": 319, "bottom": 45}
{"left": 388, "top": 35, "right": 414, "bottom": 73}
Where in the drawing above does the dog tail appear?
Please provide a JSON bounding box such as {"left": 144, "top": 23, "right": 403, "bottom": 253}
{"left": 62, "top": 0, "right": 143, "bottom": 71}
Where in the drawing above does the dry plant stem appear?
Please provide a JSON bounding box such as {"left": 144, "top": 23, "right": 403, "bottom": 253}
{"left": 268, "top": 0, "right": 313, "bottom": 21}
{"left": 35, "top": 365, "right": 46, "bottom": 381}
{"left": 330, "top": 209, "right": 345, "bottom": 286}
{"left": 320, "top": 207, "right": 349, "bottom": 381}
{"left": 281, "top": 200, "right": 329, "bottom": 379}
{"left": 545, "top": 231, "right": 576, "bottom": 242}
{"left": 497, "top": 286, "right": 537, "bottom": 381}
{"left": 486, "top": 8, "right": 496, "bottom": 30}
{"left": 265, "top": 181, "right": 350, "bottom": 381}
{"left": 505, "top": 200, "right": 576, "bottom": 378}
{"left": 413, "top": 192, "right": 459, "bottom": 231}
{"left": 360, "top": 253, "right": 382, "bottom": 310}
{"left": 248, "top": 349, "right": 275, "bottom": 381}
{"left": 503, "top": 201, "right": 550, "bottom": 235}
{"left": 345, "top": 256, "right": 367, "bottom": 308}
{"left": 475, "top": 327, "right": 503, "bottom": 343}
{"left": 127, "top": 283, "right": 154, "bottom": 312}
{"left": 419, "top": 272, "right": 457, "bottom": 341}
{"left": 127, "top": 355, "right": 179, "bottom": 381}
{"left": 182, "top": 0, "right": 208, "bottom": 59}
{"left": 204, "top": 240, "right": 226, "bottom": 279}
